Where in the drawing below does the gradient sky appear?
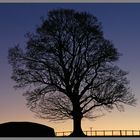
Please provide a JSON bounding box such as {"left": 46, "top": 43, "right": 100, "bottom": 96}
{"left": 0, "top": 3, "right": 140, "bottom": 132}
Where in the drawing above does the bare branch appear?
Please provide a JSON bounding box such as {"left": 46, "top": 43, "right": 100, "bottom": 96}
{"left": 8, "top": 9, "right": 136, "bottom": 125}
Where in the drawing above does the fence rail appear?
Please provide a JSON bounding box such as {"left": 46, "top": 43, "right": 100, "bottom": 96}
{"left": 55, "top": 130, "right": 140, "bottom": 136}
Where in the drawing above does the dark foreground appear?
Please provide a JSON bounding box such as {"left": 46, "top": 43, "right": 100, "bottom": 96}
{"left": 0, "top": 122, "right": 55, "bottom": 137}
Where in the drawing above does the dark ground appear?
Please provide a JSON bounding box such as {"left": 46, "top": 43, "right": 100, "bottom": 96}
{"left": 0, "top": 121, "right": 55, "bottom": 137}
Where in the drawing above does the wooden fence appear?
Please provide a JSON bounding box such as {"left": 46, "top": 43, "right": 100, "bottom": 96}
{"left": 55, "top": 130, "right": 140, "bottom": 136}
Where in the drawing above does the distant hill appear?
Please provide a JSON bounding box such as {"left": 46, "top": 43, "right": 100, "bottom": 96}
{"left": 0, "top": 121, "right": 55, "bottom": 137}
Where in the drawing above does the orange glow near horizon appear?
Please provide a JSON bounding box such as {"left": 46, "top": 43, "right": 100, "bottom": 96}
{"left": 0, "top": 93, "right": 140, "bottom": 133}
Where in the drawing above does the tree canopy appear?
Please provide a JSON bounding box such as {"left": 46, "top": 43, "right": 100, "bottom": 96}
{"left": 8, "top": 9, "right": 136, "bottom": 136}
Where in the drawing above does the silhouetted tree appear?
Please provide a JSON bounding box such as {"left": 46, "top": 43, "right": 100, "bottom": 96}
{"left": 8, "top": 9, "right": 136, "bottom": 137}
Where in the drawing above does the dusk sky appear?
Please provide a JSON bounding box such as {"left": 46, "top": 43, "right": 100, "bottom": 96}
{"left": 1, "top": 3, "right": 140, "bottom": 132}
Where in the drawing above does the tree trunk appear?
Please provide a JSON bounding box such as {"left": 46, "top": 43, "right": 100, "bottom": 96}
{"left": 69, "top": 104, "right": 86, "bottom": 137}
{"left": 69, "top": 116, "right": 86, "bottom": 137}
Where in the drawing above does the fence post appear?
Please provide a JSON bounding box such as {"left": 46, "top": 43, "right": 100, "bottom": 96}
{"left": 95, "top": 131, "right": 97, "bottom": 136}
{"left": 103, "top": 130, "right": 105, "bottom": 136}
{"left": 132, "top": 130, "right": 134, "bottom": 136}
{"left": 85, "top": 131, "right": 87, "bottom": 136}
{"left": 120, "top": 130, "right": 122, "bottom": 136}
{"left": 90, "top": 127, "right": 92, "bottom": 136}
{"left": 112, "top": 130, "right": 113, "bottom": 136}
{"left": 125, "top": 130, "right": 127, "bottom": 136}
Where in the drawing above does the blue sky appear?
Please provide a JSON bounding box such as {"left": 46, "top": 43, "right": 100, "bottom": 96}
{"left": 0, "top": 3, "right": 140, "bottom": 131}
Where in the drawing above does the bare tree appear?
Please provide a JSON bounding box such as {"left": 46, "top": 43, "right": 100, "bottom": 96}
{"left": 8, "top": 9, "right": 136, "bottom": 136}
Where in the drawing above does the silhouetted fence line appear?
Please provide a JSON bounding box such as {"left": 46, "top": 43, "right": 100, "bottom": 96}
{"left": 55, "top": 130, "right": 140, "bottom": 136}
